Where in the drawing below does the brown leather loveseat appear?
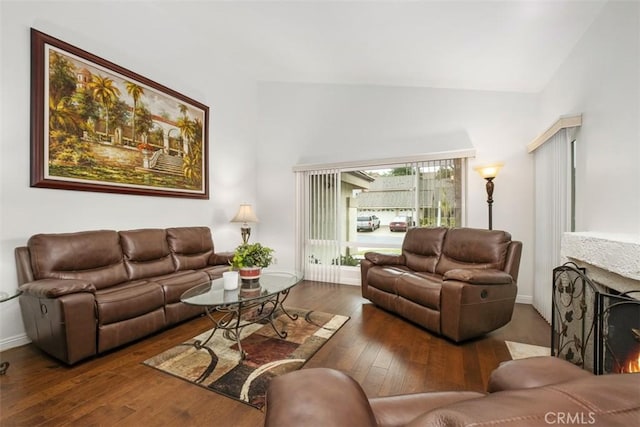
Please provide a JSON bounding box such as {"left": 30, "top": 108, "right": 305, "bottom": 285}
{"left": 15, "top": 226, "right": 232, "bottom": 364}
{"left": 265, "top": 356, "right": 640, "bottom": 426}
{"left": 361, "top": 227, "right": 522, "bottom": 342}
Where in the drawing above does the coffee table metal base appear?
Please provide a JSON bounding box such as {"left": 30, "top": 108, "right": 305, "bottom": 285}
{"left": 193, "top": 288, "right": 298, "bottom": 360}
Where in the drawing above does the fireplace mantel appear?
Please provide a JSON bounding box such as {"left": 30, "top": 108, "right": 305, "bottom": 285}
{"left": 561, "top": 232, "right": 640, "bottom": 295}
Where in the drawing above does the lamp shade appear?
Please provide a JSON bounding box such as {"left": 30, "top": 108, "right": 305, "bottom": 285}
{"left": 231, "top": 204, "right": 259, "bottom": 223}
{"left": 474, "top": 163, "right": 504, "bottom": 180}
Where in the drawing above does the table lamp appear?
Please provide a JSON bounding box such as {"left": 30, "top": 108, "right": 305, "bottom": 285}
{"left": 231, "top": 204, "right": 259, "bottom": 244}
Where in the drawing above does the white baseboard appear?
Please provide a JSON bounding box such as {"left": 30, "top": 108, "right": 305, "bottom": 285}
{"left": 516, "top": 294, "right": 532, "bottom": 304}
{"left": 339, "top": 268, "right": 361, "bottom": 286}
{"left": 0, "top": 333, "right": 30, "bottom": 352}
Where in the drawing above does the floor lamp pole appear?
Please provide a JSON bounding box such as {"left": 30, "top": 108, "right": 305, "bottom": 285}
{"left": 485, "top": 177, "right": 494, "bottom": 230}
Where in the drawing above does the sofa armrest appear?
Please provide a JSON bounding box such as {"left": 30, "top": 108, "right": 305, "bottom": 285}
{"left": 20, "top": 278, "right": 95, "bottom": 298}
{"left": 209, "top": 251, "right": 234, "bottom": 266}
{"left": 19, "top": 290, "right": 97, "bottom": 364}
{"left": 440, "top": 279, "right": 518, "bottom": 342}
{"left": 370, "top": 391, "right": 485, "bottom": 427}
{"left": 15, "top": 246, "right": 35, "bottom": 285}
{"left": 265, "top": 368, "right": 377, "bottom": 427}
{"left": 364, "top": 252, "right": 405, "bottom": 266}
{"left": 443, "top": 268, "right": 513, "bottom": 285}
{"left": 487, "top": 356, "right": 592, "bottom": 392}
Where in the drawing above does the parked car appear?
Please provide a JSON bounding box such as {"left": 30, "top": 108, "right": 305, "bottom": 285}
{"left": 357, "top": 215, "right": 380, "bottom": 231}
{"left": 389, "top": 216, "right": 413, "bottom": 232}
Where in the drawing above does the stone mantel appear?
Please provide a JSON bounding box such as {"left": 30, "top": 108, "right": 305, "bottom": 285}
{"left": 561, "top": 232, "right": 640, "bottom": 295}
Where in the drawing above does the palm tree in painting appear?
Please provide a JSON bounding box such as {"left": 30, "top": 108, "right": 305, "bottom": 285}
{"left": 182, "top": 141, "right": 201, "bottom": 185}
{"left": 176, "top": 104, "right": 203, "bottom": 187}
{"left": 182, "top": 117, "right": 203, "bottom": 187}
{"left": 176, "top": 115, "right": 196, "bottom": 155}
{"left": 87, "top": 74, "right": 121, "bottom": 137}
{"left": 178, "top": 103, "right": 188, "bottom": 117}
{"left": 125, "top": 81, "right": 144, "bottom": 145}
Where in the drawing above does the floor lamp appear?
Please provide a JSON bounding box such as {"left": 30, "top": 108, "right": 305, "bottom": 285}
{"left": 474, "top": 163, "right": 503, "bottom": 230}
{"left": 231, "top": 204, "right": 259, "bottom": 244}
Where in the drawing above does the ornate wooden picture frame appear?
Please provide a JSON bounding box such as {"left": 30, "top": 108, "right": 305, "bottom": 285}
{"left": 30, "top": 28, "right": 209, "bottom": 199}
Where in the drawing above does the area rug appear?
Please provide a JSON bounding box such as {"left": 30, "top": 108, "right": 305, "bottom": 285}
{"left": 143, "top": 308, "right": 349, "bottom": 409}
{"left": 506, "top": 341, "right": 551, "bottom": 360}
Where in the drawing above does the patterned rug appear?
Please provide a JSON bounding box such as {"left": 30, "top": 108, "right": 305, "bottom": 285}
{"left": 143, "top": 308, "right": 349, "bottom": 409}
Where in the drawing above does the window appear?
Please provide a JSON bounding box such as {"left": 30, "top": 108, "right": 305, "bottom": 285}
{"left": 294, "top": 151, "right": 472, "bottom": 285}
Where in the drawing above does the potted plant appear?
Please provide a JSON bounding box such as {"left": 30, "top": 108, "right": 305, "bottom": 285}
{"left": 230, "top": 242, "right": 274, "bottom": 284}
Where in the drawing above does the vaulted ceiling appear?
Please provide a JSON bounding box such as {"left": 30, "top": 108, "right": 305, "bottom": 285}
{"left": 173, "top": 0, "right": 607, "bottom": 92}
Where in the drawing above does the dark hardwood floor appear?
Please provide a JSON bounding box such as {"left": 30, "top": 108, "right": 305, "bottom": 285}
{"left": 0, "top": 281, "right": 549, "bottom": 427}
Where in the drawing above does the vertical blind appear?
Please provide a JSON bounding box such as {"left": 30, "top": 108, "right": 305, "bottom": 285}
{"left": 532, "top": 128, "right": 573, "bottom": 322}
{"left": 297, "top": 169, "right": 341, "bottom": 283}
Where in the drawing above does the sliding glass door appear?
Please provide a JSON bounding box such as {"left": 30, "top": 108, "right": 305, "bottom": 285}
{"left": 295, "top": 153, "right": 469, "bottom": 285}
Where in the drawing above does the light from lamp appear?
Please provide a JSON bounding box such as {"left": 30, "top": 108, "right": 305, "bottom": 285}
{"left": 474, "top": 163, "right": 504, "bottom": 180}
{"left": 231, "top": 204, "right": 259, "bottom": 224}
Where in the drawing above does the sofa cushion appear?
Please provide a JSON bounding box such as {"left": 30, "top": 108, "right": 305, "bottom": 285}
{"left": 402, "top": 227, "right": 447, "bottom": 273}
{"left": 28, "top": 230, "right": 128, "bottom": 289}
{"left": 167, "top": 227, "right": 214, "bottom": 271}
{"left": 367, "top": 266, "right": 411, "bottom": 294}
{"left": 95, "top": 281, "right": 165, "bottom": 325}
{"left": 435, "top": 228, "right": 512, "bottom": 275}
{"left": 152, "top": 270, "right": 210, "bottom": 303}
{"left": 120, "top": 229, "right": 176, "bottom": 280}
{"left": 396, "top": 273, "right": 442, "bottom": 310}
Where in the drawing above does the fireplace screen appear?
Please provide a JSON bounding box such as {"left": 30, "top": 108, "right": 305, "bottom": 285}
{"left": 551, "top": 263, "right": 599, "bottom": 372}
{"left": 552, "top": 262, "right": 640, "bottom": 374}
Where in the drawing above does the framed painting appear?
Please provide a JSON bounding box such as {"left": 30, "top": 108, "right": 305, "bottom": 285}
{"left": 30, "top": 28, "right": 209, "bottom": 199}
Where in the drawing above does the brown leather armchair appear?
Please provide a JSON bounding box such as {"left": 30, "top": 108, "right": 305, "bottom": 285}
{"left": 360, "top": 227, "right": 522, "bottom": 341}
{"left": 264, "top": 357, "right": 640, "bottom": 427}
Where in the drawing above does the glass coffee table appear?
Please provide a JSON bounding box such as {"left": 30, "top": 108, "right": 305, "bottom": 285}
{"left": 180, "top": 271, "right": 303, "bottom": 360}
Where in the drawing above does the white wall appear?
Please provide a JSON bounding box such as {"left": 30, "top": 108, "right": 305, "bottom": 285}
{"left": 539, "top": 1, "right": 640, "bottom": 234}
{"left": 255, "top": 82, "right": 539, "bottom": 301}
{"left": 2, "top": 0, "right": 636, "bottom": 351}
{"left": 0, "top": 2, "right": 259, "bottom": 349}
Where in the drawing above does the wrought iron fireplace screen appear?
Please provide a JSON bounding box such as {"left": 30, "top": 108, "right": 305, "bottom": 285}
{"left": 552, "top": 262, "right": 640, "bottom": 374}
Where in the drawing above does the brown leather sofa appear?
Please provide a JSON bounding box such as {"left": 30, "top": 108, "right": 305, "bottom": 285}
{"left": 265, "top": 356, "right": 640, "bottom": 426}
{"left": 15, "top": 226, "right": 232, "bottom": 364}
{"left": 360, "top": 227, "right": 522, "bottom": 342}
